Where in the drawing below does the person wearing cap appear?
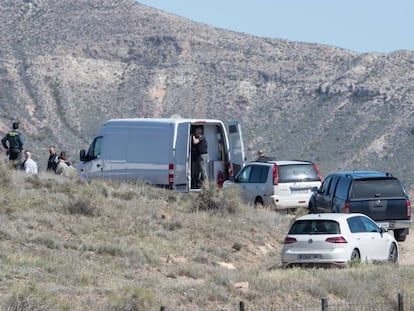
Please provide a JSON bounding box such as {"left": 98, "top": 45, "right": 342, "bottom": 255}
{"left": 1, "top": 122, "right": 25, "bottom": 169}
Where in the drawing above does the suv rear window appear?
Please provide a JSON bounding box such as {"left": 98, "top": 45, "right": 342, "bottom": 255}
{"left": 278, "top": 164, "right": 319, "bottom": 183}
{"left": 350, "top": 178, "right": 405, "bottom": 199}
{"left": 289, "top": 220, "right": 340, "bottom": 235}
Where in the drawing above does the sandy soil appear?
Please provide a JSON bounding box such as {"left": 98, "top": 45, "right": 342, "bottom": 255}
{"left": 397, "top": 229, "right": 414, "bottom": 265}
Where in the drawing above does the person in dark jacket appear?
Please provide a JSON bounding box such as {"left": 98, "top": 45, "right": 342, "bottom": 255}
{"left": 47, "top": 145, "right": 59, "bottom": 172}
{"left": 192, "top": 127, "right": 208, "bottom": 188}
{"left": 1, "top": 122, "right": 24, "bottom": 169}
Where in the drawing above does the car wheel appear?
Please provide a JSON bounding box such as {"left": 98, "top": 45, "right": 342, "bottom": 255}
{"left": 388, "top": 243, "right": 398, "bottom": 263}
{"left": 308, "top": 202, "right": 315, "bottom": 214}
{"left": 254, "top": 197, "right": 264, "bottom": 208}
{"left": 394, "top": 229, "right": 408, "bottom": 242}
{"left": 349, "top": 249, "right": 361, "bottom": 266}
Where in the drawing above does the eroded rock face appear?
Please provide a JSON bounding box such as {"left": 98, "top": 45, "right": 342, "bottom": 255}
{"left": 0, "top": 0, "right": 413, "bottom": 187}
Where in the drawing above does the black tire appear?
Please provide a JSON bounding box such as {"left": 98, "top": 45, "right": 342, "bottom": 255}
{"left": 394, "top": 229, "right": 408, "bottom": 242}
{"left": 388, "top": 243, "right": 398, "bottom": 263}
{"left": 349, "top": 249, "right": 361, "bottom": 266}
{"left": 254, "top": 197, "right": 264, "bottom": 208}
{"left": 308, "top": 202, "right": 315, "bottom": 214}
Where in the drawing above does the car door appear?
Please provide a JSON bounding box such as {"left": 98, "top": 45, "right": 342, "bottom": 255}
{"left": 234, "top": 165, "right": 253, "bottom": 202}
{"left": 359, "top": 216, "right": 390, "bottom": 260}
{"left": 347, "top": 216, "right": 385, "bottom": 261}
{"left": 314, "top": 176, "right": 338, "bottom": 212}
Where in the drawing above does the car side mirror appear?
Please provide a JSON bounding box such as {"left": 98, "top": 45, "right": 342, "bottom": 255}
{"left": 311, "top": 186, "right": 319, "bottom": 192}
{"left": 379, "top": 227, "right": 387, "bottom": 236}
{"left": 79, "top": 149, "right": 87, "bottom": 162}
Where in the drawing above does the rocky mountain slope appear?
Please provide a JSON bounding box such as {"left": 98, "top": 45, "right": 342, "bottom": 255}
{"left": 1, "top": 0, "right": 414, "bottom": 188}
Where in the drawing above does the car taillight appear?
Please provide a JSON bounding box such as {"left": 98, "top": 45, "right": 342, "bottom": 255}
{"left": 325, "top": 236, "right": 348, "bottom": 243}
{"left": 312, "top": 163, "right": 323, "bottom": 182}
{"left": 168, "top": 163, "right": 174, "bottom": 185}
{"left": 343, "top": 202, "right": 350, "bottom": 213}
{"left": 407, "top": 200, "right": 411, "bottom": 218}
{"left": 283, "top": 237, "right": 297, "bottom": 244}
{"left": 272, "top": 164, "right": 278, "bottom": 185}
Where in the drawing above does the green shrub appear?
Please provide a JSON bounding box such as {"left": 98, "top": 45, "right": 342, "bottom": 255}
{"left": 64, "top": 198, "right": 101, "bottom": 217}
{"left": 106, "top": 286, "right": 155, "bottom": 311}
{"left": 192, "top": 182, "right": 242, "bottom": 214}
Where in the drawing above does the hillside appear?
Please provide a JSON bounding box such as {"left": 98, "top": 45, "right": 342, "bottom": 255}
{"left": 0, "top": 0, "right": 414, "bottom": 189}
{"left": 1, "top": 166, "right": 414, "bottom": 310}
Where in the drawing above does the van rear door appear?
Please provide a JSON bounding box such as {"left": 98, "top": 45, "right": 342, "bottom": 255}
{"left": 174, "top": 122, "right": 190, "bottom": 192}
{"left": 227, "top": 121, "right": 245, "bottom": 176}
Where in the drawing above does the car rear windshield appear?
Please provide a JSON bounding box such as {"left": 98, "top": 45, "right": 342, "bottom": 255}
{"left": 288, "top": 220, "right": 340, "bottom": 235}
{"left": 278, "top": 164, "right": 319, "bottom": 183}
{"left": 350, "top": 178, "right": 405, "bottom": 199}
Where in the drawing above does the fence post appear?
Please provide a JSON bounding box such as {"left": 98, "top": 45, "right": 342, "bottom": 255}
{"left": 239, "top": 301, "right": 245, "bottom": 311}
{"left": 321, "top": 297, "right": 328, "bottom": 311}
{"left": 160, "top": 307, "right": 165, "bottom": 311}
{"left": 398, "top": 293, "right": 404, "bottom": 311}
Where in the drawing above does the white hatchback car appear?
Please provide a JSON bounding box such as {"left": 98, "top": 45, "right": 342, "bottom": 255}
{"left": 223, "top": 160, "right": 322, "bottom": 210}
{"left": 281, "top": 213, "right": 398, "bottom": 267}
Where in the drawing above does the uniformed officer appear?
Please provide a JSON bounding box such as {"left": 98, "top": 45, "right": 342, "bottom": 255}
{"left": 1, "top": 122, "right": 25, "bottom": 169}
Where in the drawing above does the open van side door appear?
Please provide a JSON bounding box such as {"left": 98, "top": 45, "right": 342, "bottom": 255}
{"left": 174, "top": 122, "right": 191, "bottom": 192}
{"left": 227, "top": 121, "right": 246, "bottom": 177}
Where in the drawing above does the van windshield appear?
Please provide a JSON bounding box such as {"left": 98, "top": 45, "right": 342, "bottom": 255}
{"left": 278, "top": 164, "right": 319, "bottom": 183}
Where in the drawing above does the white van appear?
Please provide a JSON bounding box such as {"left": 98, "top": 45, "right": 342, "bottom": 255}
{"left": 78, "top": 118, "right": 245, "bottom": 192}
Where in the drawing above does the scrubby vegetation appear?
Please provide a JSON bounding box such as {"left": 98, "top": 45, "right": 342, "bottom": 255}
{"left": 0, "top": 162, "right": 413, "bottom": 310}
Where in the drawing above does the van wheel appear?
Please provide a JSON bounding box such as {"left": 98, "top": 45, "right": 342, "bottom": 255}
{"left": 388, "top": 243, "right": 398, "bottom": 263}
{"left": 254, "top": 197, "right": 264, "bottom": 208}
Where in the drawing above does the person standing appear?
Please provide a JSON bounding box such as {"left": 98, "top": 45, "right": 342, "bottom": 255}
{"left": 47, "top": 145, "right": 59, "bottom": 172}
{"left": 22, "top": 150, "right": 38, "bottom": 174}
{"left": 1, "top": 122, "right": 24, "bottom": 169}
{"left": 55, "top": 154, "right": 70, "bottom": 176}
{"left": 192, "top": 127, "right": 208, "bottom": 188}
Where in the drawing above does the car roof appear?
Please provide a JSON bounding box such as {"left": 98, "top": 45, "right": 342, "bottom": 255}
{"left": 326, "top": 171, "right": 393, "bottom": 179}
{"left": 249, "top": 160, "right": 314, "bottom": 165}
{"left": 294, "top": 213, "right": 369, "bottom": 222}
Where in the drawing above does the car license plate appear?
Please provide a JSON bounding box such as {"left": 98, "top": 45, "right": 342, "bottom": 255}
{"left": 293, "top": 189, "right": 309, "bottom": 194}
{"left": 298, "top": 254, "right": 321, "bottom": 260}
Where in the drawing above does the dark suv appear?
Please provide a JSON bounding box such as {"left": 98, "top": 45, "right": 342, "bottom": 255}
{"left": 308, "top": 171, "right": 411, "bottom": 241}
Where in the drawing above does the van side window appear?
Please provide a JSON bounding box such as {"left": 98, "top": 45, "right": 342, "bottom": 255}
{"left": 87, "top": 136, "right": 103, "bottom": 159}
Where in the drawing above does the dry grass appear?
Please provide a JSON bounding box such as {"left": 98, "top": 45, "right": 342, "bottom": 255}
{"left": 0, "top": 162, "right": 413, "bottom": 310}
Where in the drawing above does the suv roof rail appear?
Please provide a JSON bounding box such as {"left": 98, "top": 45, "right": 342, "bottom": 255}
{"left": 289, "top": 159, "right": 312, "bottom": 163}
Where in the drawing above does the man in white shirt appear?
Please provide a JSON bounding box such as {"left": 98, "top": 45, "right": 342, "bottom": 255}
{"left": 23, "top": 150, "right": 38, "bottom": 174}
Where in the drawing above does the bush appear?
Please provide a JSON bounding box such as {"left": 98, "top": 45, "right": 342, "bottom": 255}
{"left": 106, "top": 286, "right": 155, "bottom": 311}
{"left": 192, "top": 182, "right": 242, "bottom": 214}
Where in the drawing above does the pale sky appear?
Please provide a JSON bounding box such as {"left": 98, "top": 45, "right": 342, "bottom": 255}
{"left": 137, "top": 0, "right": 414, "bottom": 53}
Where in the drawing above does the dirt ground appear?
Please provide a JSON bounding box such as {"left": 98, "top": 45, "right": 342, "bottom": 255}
{"left": 396, "top": 229, "right": 414, "bottom": 265}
